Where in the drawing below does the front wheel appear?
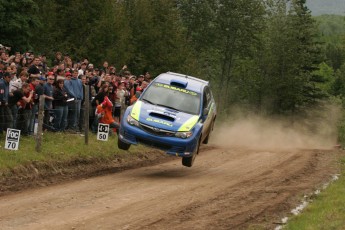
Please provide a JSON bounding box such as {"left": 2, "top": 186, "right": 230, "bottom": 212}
{"left": 182, "top": 138, "right": 200, "bottom": 167}
{"left": 118, "top": 138, "right": 131, "bottom": 150}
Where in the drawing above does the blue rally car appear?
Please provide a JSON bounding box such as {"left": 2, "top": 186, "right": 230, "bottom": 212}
{"left": 118, "top": 72, "right": 217, "bottom": 167}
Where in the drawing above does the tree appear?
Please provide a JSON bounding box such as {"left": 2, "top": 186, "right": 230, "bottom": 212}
{"left": 0, "top": 0, "right": 40, "bottom": 51}
{"left": 177, "top": 0, "right": 266, "bottom": 111}
{"left": 250, "top": 0, "right": 325, "bottom": 114}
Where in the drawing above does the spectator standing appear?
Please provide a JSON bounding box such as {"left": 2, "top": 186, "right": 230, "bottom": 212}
{"left": 91, "top": 83, "right": 109, "bottom": 133}
{"left": 35, "top": 76, "right": 46, "bottom": 103}
{"left": 114, "top": 81, "right": 128, "bottom": 122}
{"left": 39, "top": 54, "right": 48, "bottom": 73}
{"left": 78, "top": 75, "right": 87, "bottom": 132}
{"left": 52, "top": 52, "right": 63, "bottom": 66}
{"left": 27, "top": 57, "right": 41, "bottom": 78}
{"left": 64, "top": 69, "right": 83, "bottom": 132}
{"left": 85, "top": 75, "right": 96, "bottom": 128}
{"left": 78, "top": 62, "right": 87, "bottom": 77}
{"left": 56, "top": 68, "right": 65, "bottom": 81}
{"left": 28, "top": 78, "right": 39, "bottom": 135}
{"left": 9, "top": 71, "right": 28, "bottom": 128}
{"left": 0, "top": 72, "right": 13, "bottom": 134}
{"left": 92, "top": 83, "right": 109, "bottom": 108}
{"left": 101, "top": 61, "right": 109, "bottom": 74}
{"left": 53, "top": 79, "right": 68, "bottom": 132}
{"left": 130, "top": 80, "right": 148, "bottom": 105}
{"left": 144, "top": 72, "right": 152, "bottom": 83}
{"left": 87, "top": 63, "right": 94, "bottom": 72}
{"left": 43, "top": 74, "right": 55, "bottom": 131}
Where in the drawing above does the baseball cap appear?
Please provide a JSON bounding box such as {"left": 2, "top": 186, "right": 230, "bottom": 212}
{"left": 38, "top": 76, "right": 46, "bottom": 81}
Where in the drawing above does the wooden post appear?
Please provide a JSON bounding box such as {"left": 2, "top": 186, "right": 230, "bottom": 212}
{"left": 35, "top": 95, "right": 45, "bottom": 152}
{"left": 84, "top": 86, "right": 89, "bottom": 145}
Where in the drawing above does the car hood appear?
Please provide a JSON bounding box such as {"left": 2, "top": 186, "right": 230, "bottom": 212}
{"left": 130, "top": 100, "right": 200, "bottom": 132}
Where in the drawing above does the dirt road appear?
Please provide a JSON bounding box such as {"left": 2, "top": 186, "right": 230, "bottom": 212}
{"left": 0, "top": 145, "right": 341, "bottom": 230}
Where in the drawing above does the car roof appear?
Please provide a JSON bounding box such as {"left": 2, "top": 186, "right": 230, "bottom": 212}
{"left": 153, "top": 72, "right": 209, "bottom": 93}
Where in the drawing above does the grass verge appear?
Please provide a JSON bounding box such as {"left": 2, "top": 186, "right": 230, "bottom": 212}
{"left": 0, "top": 132, "right": 146, "bottom": 170}
{"left": 284, "top": 158, "right": 345, "bottom": 230}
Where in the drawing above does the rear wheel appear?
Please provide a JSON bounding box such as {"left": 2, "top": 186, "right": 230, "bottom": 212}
{"left": 118, "top": 138, "right": 131, "bottom": 150}
{"left": 182, "top": 138, "right": 200, "bottom": 167}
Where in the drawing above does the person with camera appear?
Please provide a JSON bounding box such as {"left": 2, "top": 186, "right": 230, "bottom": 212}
{"left": 9, "top": 71, "right": 29, "bottom": 129}
{"left": 15, "top": 83, "right": 34, "bottom": 136}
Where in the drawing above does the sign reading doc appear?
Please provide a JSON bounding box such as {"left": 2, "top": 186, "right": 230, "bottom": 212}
{"left": 97, "top": 123, "right": 109, "bottom": 141}
{"left": 5, "top": 128, "right": 21, "bottom": 150}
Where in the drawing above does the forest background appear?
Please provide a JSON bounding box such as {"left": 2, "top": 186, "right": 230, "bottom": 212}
{"left": 1, "top": 0, "right": 345, "bottom": 144}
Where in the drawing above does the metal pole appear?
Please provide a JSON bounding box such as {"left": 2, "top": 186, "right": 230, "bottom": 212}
{"left": 84, "top": 86, "right": 89, "bottom": 145}
{"left": 35, "top": 95, "right": 45, "bottom": 152}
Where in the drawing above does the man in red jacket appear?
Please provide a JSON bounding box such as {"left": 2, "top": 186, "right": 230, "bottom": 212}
{"left": 95, "top": 96, "right": 119, "bottom": 133}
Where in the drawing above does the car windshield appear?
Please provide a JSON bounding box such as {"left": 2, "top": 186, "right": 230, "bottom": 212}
{"left": 141, "top": 83, "right": 201, "bottom": 115}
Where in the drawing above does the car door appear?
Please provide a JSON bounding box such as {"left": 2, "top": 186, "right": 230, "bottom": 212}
{"left": 201, "top": 86, "right": 212, "bottom": 139}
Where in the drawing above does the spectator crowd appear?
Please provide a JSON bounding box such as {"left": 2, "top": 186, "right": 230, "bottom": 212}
{"left": 0, "top": 45, "right": 152, "bottom": 137}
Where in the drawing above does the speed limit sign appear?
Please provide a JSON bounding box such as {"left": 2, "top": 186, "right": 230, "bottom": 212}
{"left": 5, "top": 128, "right": 21, "bottom": 150}
{"left": 97, "top": 123, "right": 109, "bottom": 141}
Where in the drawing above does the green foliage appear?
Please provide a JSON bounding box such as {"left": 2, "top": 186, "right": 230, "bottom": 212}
{"left": 313, "top": 62, "right": 334, "bottom": 93}
{"left": 315, "top": 15, "right": 345, "bottom": 37}
{"left": 125, "top": 0, "right": 193, "bottom": 76}
{"left": 314, "top": 15, "right": 345, "bottom": 70}
{"left": 1, "top": 0, "right": 344, "bottom": 118}
{"left": 0, "top": 0, "right": 40, "bottom": 51}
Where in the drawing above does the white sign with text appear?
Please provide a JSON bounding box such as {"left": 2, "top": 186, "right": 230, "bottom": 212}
{"left": 5, "top": 128, "right": 21, "bottom": 150}
{"left": 97, "top": 123, "right": 109, "bottom": 141}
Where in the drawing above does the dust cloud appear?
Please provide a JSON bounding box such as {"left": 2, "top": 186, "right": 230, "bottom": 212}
{"left": 212, "top": 106, "right": 340, "bottom": 150}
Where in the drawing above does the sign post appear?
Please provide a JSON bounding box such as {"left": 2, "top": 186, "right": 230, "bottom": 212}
{"left": 5, "top": 128, "right": 21, "bottom": 150}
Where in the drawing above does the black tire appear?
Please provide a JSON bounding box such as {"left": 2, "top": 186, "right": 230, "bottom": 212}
{"left": 118, "top": 138, "right": 131, "bottom": 150}
{"left": 182, "top": 138, "right": 200, "bottom": 167}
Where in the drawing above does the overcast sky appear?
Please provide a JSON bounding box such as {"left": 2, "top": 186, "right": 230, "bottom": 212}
{"left": 306, "top": 0, "right": 345, "bottom": 15}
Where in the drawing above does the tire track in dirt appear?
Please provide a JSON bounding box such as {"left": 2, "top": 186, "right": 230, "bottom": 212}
{"left": 0, "top": 146, "right": 342, "bottom": 230}
{"left": 138, "top": 149, "right": 340, "bottom": 230}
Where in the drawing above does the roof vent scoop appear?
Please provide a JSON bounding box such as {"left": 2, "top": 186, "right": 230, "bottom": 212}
{"left": 170, "top": 79, "right": 188, "bottom": 88}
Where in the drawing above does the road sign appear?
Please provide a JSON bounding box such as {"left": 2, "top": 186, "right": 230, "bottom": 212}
{"left": 5, "top": 128, "right": 21, "bottom": 150}
{"left": 97, "top": 123, "right": 109, "bottom": 141}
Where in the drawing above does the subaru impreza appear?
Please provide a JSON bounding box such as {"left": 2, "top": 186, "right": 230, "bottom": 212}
{"left": 118, "top": 72, "right": 216, "bottom": 167}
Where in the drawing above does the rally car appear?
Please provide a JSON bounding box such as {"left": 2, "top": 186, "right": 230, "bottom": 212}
{"left": 118, "top": 72, "right": 217, "bottom": 167}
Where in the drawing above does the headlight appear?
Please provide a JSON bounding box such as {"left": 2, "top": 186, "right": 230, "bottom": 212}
{"left": 127, "top": 115, "right": 140, "bottom": 127}
{"left": 175, "top": 131, "right": 193, "bottom": 139}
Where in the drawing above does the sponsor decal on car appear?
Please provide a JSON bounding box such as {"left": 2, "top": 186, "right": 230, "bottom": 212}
{"left": 130, "top": 101, "right": 142, "bottom": 120}
{"left": 146, "top": 117, "right": 173, "bottom": 127}
{"left": 178, "top": 115, "right": 199, "bottom": 132}
{"left": 155, "top": 83, "right": 198, "bottom": 96}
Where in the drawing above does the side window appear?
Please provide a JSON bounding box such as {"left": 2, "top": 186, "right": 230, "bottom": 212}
{"left": 203, "top": 87, "right": 211, "bottom": 109}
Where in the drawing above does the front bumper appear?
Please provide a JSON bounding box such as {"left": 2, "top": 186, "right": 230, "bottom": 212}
{"left": 119, "top": 118, "right": 199, "bottom": 157}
